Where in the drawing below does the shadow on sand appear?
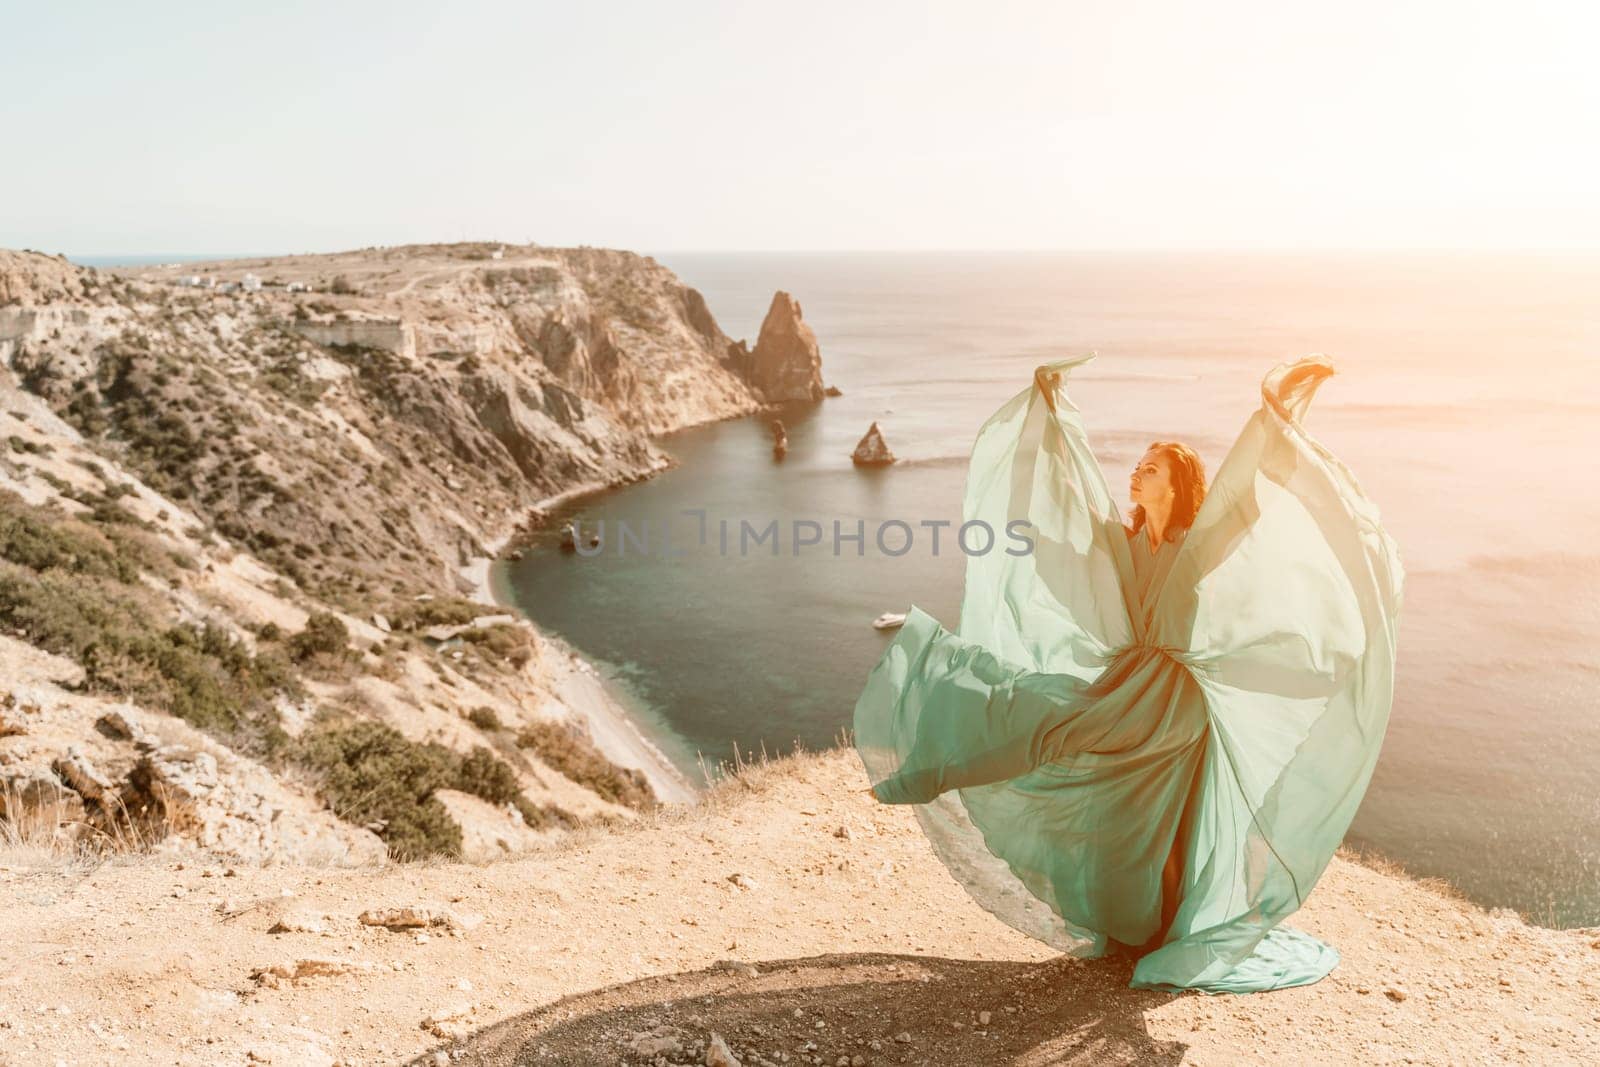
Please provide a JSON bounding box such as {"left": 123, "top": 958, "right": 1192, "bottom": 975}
{"left": 415, "top": 951, "right": 1189, "bottom": 1066}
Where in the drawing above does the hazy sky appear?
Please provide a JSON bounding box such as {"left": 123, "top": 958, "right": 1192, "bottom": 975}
{"left": 4, "top": 1, "right": 1596, "bottom": 254}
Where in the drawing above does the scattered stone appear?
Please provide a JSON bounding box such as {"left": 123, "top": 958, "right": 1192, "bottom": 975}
{"left": 1385, "top": 986, "right": 1408, "bottom": 1002}
{"left": 420, "top": 1002, "right": 479, "bottom": 1040}
{"left": 251, "top": 958, "right": 379, "bottom": 987}
{"left": 358, "top": 906, "right": 459, "bottom": 931}
{"left": 51, "top": 749, "right": 114, "bottom": 803}
{"left": 627, "top": 1024, "right": 684, "bottom": 1056}
{"left": 94, "top": 708, "right": 155, "bottom": 749}
{"left": 824, "top": 384, "right": 842, "bottom": 397}
{"left": 895, "top": 1031, "right": 912, "bottom": 1043}
{"left": 267, "top": 910, "right": 330, "bottom": 935}
{"left": 705, "top": 1031, "right": 741, "bottom": 1067}
{"left": 979, "top": 1010, "right": 992, "bottom": 1025}
{"left": 727, "top": 872, "right": 758, "bottom": 891}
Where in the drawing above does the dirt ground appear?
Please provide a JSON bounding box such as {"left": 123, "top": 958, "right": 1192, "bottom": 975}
{"left": 3, "top": 745, "right": 1597, "bottom": 1067}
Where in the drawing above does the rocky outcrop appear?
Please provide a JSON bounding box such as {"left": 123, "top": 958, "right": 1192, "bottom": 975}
{"left": 769, "top": 417, "right": 788, "bottom": 459}
{"left": 290, "top": 317, "right": 415, "bottom": 358}
{"left": 0, "top": 249, "right": 88, "bottom": 306}
{"left": 746, "top": 291, "right": 825, "bottom": 403}
{"left": 0, "top": 675, "right": 385, "bottom": 864}
{"left": 851, "top": 421, "right": 895, "bottom": 466}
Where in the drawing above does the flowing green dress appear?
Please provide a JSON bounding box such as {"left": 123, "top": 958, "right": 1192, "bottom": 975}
{"left": 852, "top": 354, "right": 1405, "bottom": 994}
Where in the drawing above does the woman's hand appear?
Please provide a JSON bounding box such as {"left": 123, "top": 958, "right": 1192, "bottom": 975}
{"left": 1034, "top": 366, "right": 1062, "bottom": 414}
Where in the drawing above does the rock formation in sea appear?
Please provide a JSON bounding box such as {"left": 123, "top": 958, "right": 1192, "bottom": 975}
{"left": 743, "top": 291, "right": 826, "bottom": 403}
{"left": 768, "top": 417, "right": 788, "bottom": 459}
{"left": 851, "top": 421, "right": 896, "bottom": 466}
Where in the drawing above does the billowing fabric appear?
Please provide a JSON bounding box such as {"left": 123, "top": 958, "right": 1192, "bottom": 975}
{"left": 852, "top": 353, "right": 1404, "bottom": 993}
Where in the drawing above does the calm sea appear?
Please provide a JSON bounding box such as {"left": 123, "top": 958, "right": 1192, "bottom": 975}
{"left": 494, "top": 251, "right": 1596, "bottom": 928}
{"left": 62, "top": 248, "right": 1595, "bottom": 920}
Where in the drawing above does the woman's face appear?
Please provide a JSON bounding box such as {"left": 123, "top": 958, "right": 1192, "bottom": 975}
{"left": 1130, "top": 449, "right": 1175, "bottom": 507}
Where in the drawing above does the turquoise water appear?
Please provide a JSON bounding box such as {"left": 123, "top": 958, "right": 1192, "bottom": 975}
{"left": 500, "top": 251, "right": 1600, "bottom": 926}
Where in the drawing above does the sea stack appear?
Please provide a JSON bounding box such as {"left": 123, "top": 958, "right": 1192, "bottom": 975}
{"left": 747, "top": 291, "right": 825, "bottom": 403}
{"left": 851, "top": 421, "right": 895, "bottom": 466}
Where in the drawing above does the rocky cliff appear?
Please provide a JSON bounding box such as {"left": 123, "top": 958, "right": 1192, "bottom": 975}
{"left": 0, "top": 243, "right": 817, "bottom": 866}
{"left": 0, "top": 244, "right": 803, "bottom": 603}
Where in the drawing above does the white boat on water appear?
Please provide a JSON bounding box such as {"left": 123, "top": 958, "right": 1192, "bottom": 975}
{"left": 872, "top": 611, "right": 907, "bottom": 631}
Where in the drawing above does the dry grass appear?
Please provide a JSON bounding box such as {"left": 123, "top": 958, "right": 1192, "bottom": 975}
{"left": 0, "top": 779, "right": 171, "bottom": 870}
{"left": 397, "top": 735, "right": 857, "bottom": 871}
{"left": 1335, "top": 842, "right": 1478, "bottom": 910}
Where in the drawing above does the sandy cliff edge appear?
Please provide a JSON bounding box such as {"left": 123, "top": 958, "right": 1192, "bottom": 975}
{"left": 2, "top": 743, "right": 1596, "bottom": 1067}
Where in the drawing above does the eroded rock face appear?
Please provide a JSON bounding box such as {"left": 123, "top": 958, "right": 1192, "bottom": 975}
{"left": 0, "top": 250, "right": 89, "bottom": 307}
{"left": 0, "top": 683, "right": 385, "bottom": 865}
{"left": 851, "top": 421, "right": 896, "bottom": 466}
{"left": 748, "top": 292, "right": 825, "bottom": 403}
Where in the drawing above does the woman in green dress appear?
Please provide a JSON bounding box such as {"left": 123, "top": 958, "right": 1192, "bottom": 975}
{"left": 853, "top": 354, "right": 1405, "bottom": 994}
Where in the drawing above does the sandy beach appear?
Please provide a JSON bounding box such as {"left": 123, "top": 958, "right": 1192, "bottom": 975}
{"left": 456, "top": 476, "right": 700, "bottom": 809}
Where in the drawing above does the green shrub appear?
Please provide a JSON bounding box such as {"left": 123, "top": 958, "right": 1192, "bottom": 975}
{"left": 466, "top": 705, "right": 501, "bottom": 731}
{"left": 517, "top": 719, "right": 656, "bottom": 811}
{"left": 513, "top": 795, "right": 579, "bottom": 831}
{"left": 295, "top": 724, "right": 554, "bottom": 860}
{"left": 454, "top": 745, "right": 521, "bottom": 804}
{"left": 0, "top": 492, "right": 298, "bottom": 749}
{"left": 0, "top": 566, "right": 297, "bottom": 739}
{"left": 385, "top": 596, "right": 480, "bottom": 632}
{"left": 289, "top": 610, "right": 349, "bottom": 660}
{"left": 460, "top": 624, "right": 534, "bottom": 669}
{"left": 0, "top": 497, "right": 139, "bottom": 581}
{"left": 296, "top": 718, "right": 462, "bottom": 861}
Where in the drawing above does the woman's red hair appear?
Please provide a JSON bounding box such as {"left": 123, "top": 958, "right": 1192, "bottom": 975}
{"left": 1126, "top": 441, "right": 1207, "bottom": 542}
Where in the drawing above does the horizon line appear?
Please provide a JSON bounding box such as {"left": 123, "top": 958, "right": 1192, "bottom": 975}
{"left": 50, "top": 244, "right": 1600, "bottom": 263}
